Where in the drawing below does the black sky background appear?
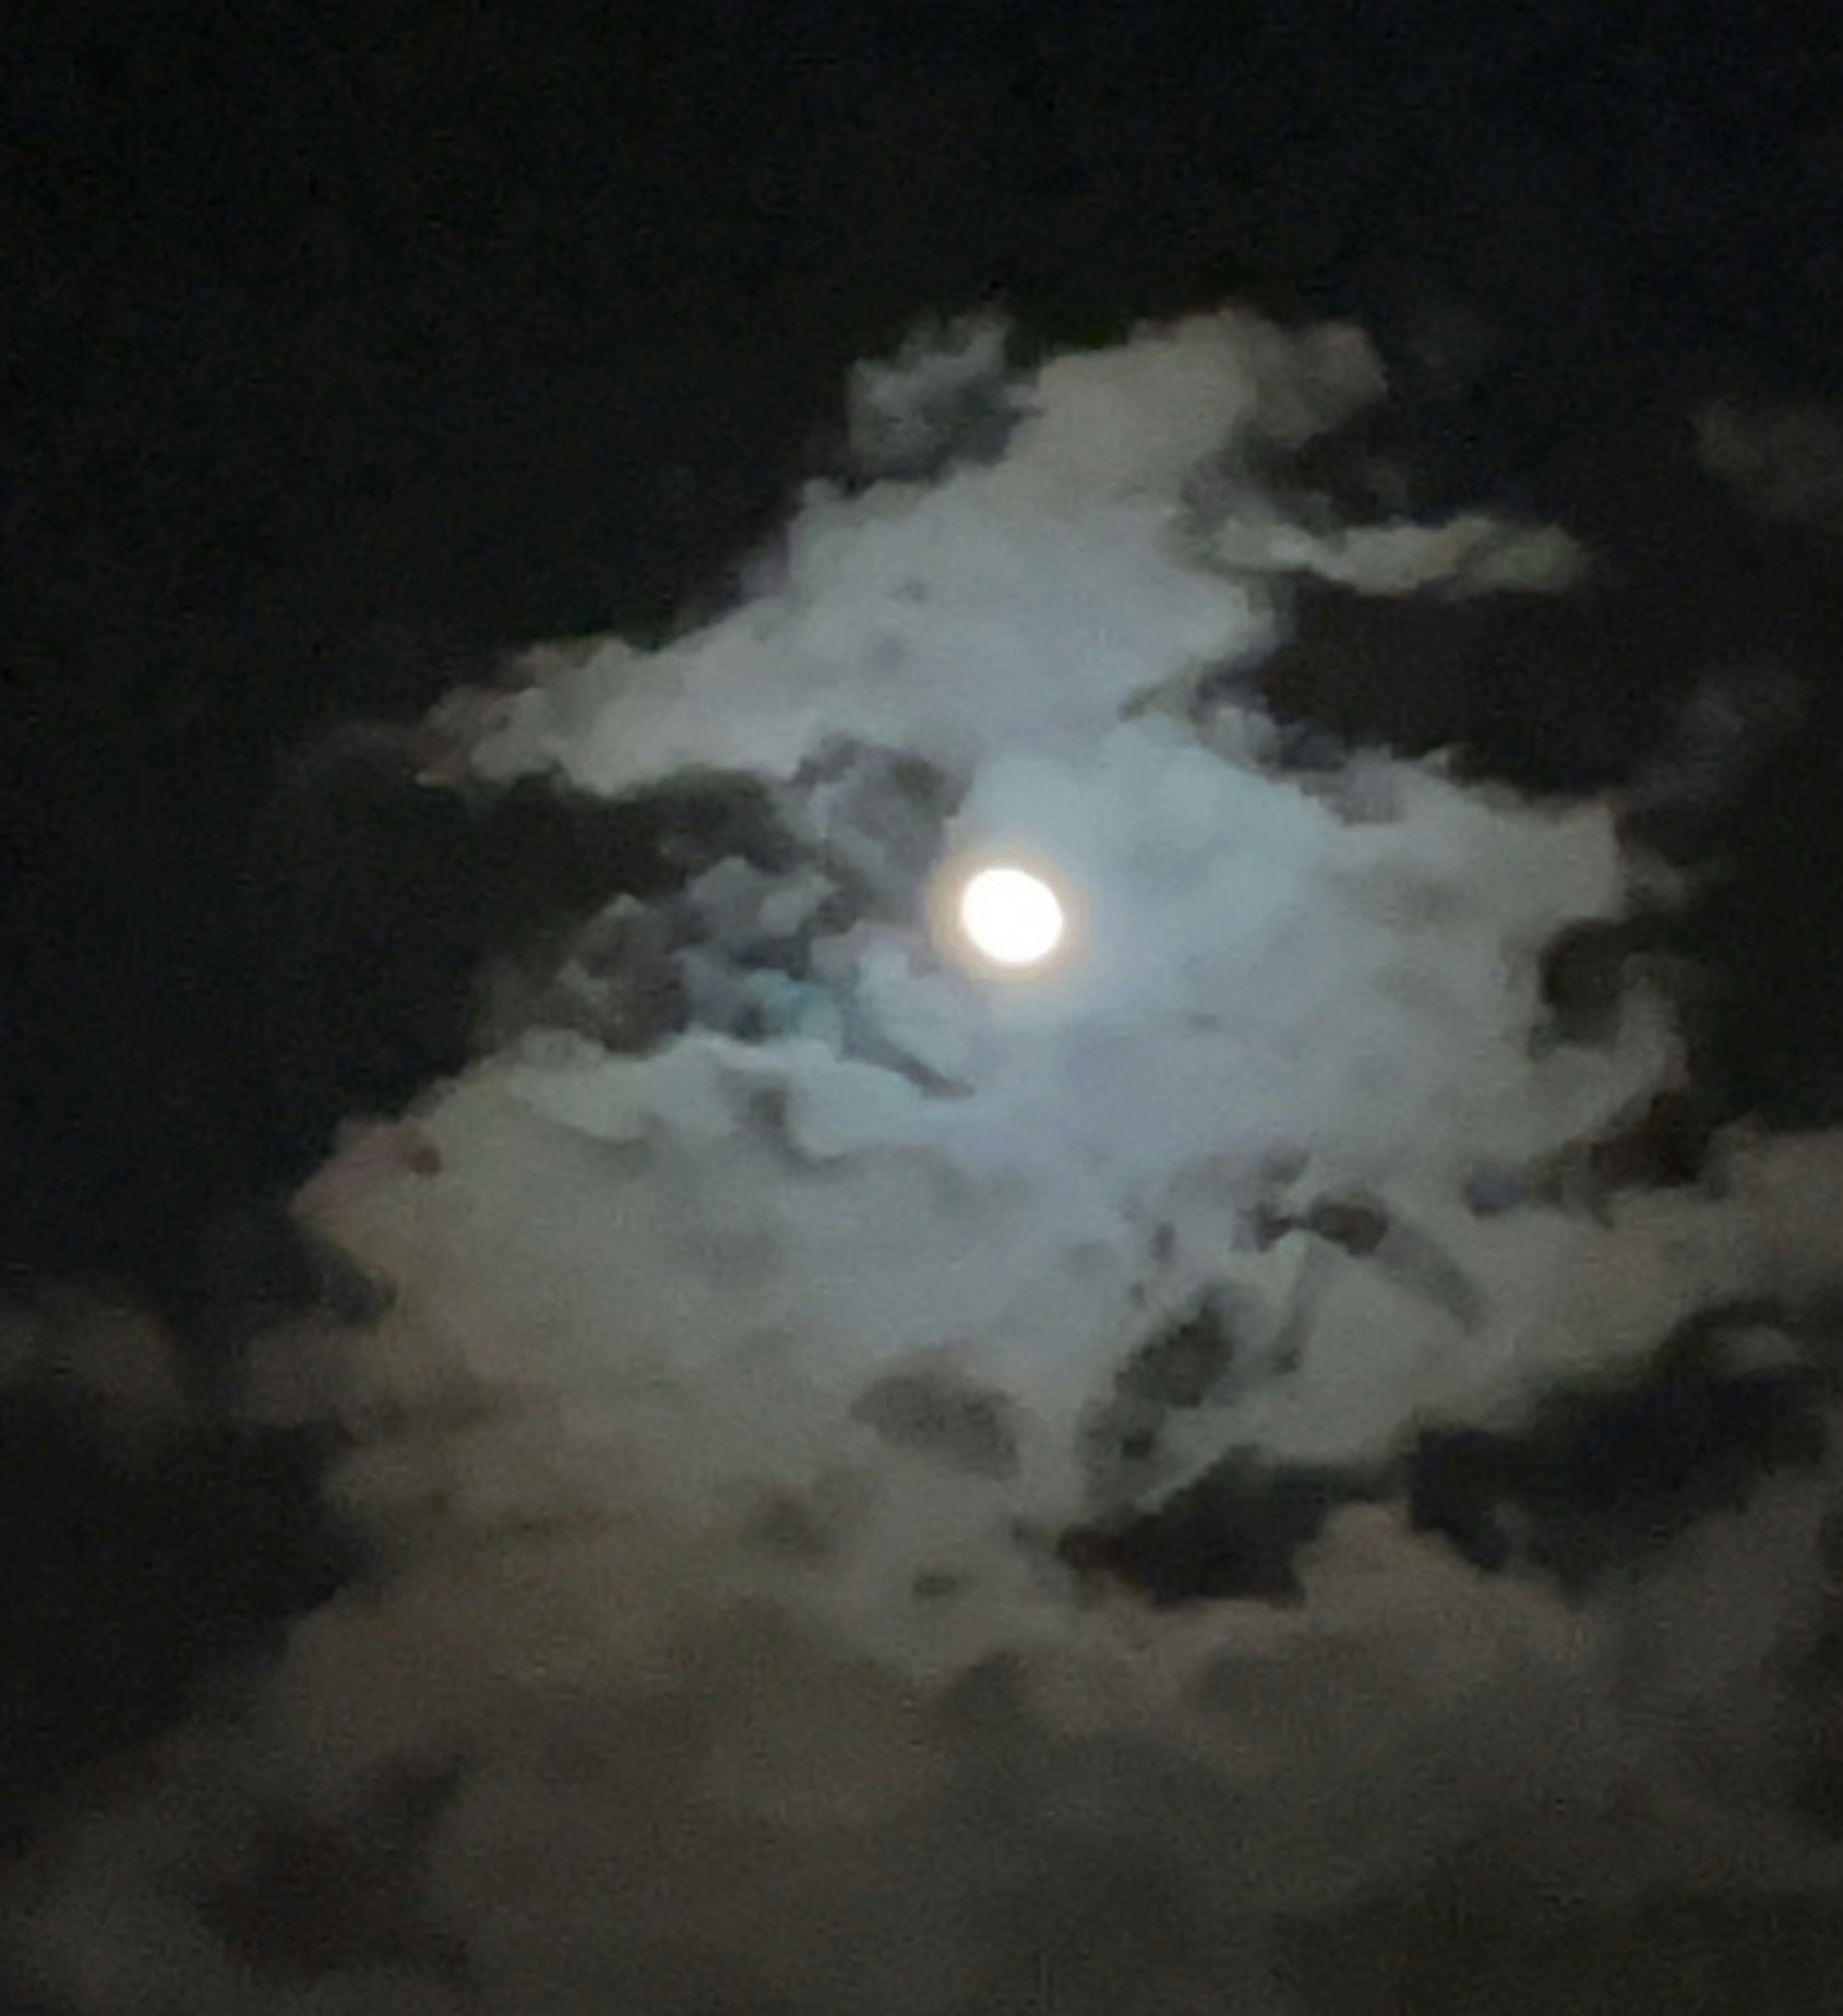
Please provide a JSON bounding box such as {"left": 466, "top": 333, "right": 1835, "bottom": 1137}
{"left": 5, "top": 0, "right": 1843, "bottom": 1320}
{"left": 8, "top": 0, "right": 1843, "bottom": 1901}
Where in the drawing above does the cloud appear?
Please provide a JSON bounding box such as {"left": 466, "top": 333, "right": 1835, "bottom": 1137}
{"left": 13, "top": 310, "right": 1843, "bottom": 2015}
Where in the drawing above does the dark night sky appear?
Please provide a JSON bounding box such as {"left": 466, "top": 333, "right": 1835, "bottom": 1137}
{"left": 7, "top": 0, "right": 1843, "bottom": 1969}
{"left": 5, "top": 0, "right": 1842, "bottom": 1311}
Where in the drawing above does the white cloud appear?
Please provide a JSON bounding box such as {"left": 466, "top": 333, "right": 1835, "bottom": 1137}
{"left": 15, "top": 309, "right": 1843, "bottom": 2016}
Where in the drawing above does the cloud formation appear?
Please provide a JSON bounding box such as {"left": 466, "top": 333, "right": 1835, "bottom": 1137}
{"left": 12, "top": 310, "right": 1843, "bottom": 2015}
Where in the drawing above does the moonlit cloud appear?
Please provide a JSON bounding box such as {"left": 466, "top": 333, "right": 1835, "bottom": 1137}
{"left": 13, "top": 310, "right": 1843, "bottom": 2016}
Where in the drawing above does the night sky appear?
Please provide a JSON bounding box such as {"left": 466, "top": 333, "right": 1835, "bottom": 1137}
{"left": 7, "top": 0, "right": 1843, "bottom": 2001}
{"left": 7, "top": 0, "right": 1842, "bottom": 1311}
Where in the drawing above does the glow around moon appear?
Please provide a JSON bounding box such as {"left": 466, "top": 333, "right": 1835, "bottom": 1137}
{"left": 956, "top": 865, "right": 1068, "bottom": 968}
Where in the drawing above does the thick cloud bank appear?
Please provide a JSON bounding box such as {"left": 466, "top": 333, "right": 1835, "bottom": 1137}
{"left": 13, "top": 312, "right": 1843, "bottom": 2013}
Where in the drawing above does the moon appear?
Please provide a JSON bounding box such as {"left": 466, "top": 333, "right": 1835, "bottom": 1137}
{"left": 956, "top": 865, "right": 1068, "bottom": 968}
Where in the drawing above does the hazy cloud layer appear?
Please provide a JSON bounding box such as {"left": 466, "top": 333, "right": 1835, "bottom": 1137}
{"left": 12, "top": 311, "right": 1843, "bottom": 2015}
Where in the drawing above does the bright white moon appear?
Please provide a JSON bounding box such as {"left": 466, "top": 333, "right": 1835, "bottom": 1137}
{"left": 957, "top": 866, "right": 1067, "bottom": 968}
